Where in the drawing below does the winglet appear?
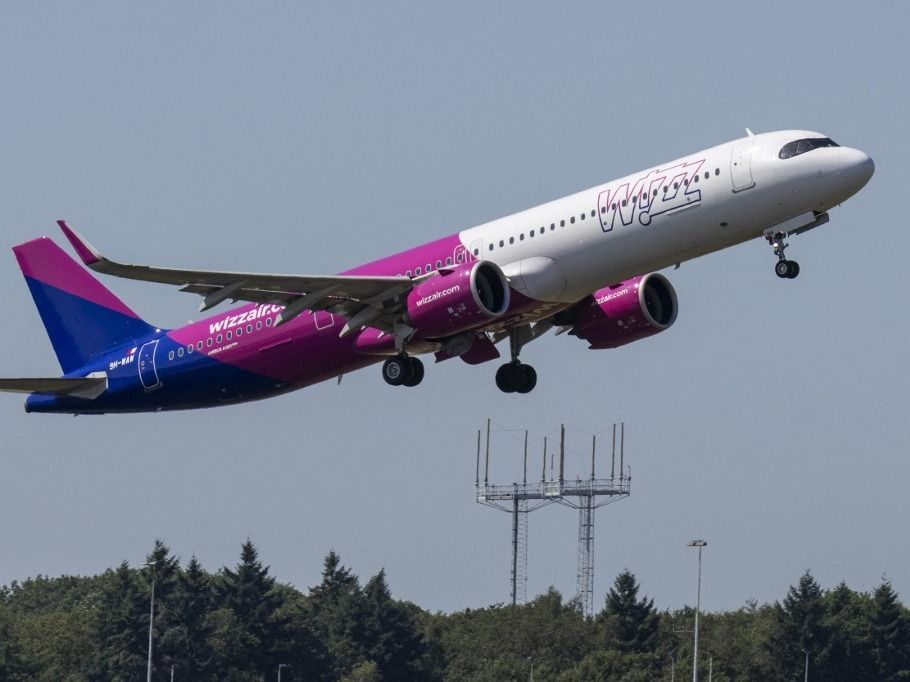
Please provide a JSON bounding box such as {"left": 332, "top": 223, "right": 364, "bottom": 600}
{"left": 57, "top": 220, "right": 102, "bottom": 266}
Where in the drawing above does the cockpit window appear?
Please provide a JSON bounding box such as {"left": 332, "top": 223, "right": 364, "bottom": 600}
{"left": 779, "top": 137, "right": 839, "bottom": 159}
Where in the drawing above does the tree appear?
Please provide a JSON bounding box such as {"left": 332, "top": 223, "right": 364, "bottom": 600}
{"left": 820, "top": 582, "right": 875, "bottom": 681}
{"left": 870, "top": 579, "right": 910, "bottom": 679}
{"left": 95, "top": 562, "right": 149, "bottom": 681}
{"left": 307, "top": 551, "right": 369, "bottom": 678}
{"left": 598, "top": 569, "right": 660, "bottom": 653}
{"left": 361, "top": 569, "right": 427, "bottom": 680}
{"left": 767, "top": 571, "right": 831, "bottom": 680}
{"left": 214, "top": 540, "right": 289, "bottom": 678}
{"left": 159, "top": 557, "right": 214, "bottom": 680}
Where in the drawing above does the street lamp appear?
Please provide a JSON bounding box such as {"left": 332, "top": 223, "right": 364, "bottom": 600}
{"left": 802, "top": 648, "right": 809, "bottom": 682}
{"left": 142, "top": 560, "right": 160, "bottom": 682}
{"left": 278, "top": 663, "right": 289, "bottom": 681}
{"left": 526, "top": 656, "right": 534, "bottom": 682}
{"left": 687, "top": 540, "right": 707, "bottom": 682}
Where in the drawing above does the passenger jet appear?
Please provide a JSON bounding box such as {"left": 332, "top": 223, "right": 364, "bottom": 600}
{"left": 0, "top": 130, "right": 874, "bottom": 413}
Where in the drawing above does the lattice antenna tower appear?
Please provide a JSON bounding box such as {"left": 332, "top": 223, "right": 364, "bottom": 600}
{"left": 475, "top": 419, "right": 557, "bottom": 605}
{"left": 557, "top": 423, "right": 631, "bottom": 618}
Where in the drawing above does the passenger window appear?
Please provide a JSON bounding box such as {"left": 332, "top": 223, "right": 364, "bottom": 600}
{"left": 704, "top": 171, "right": 709, "bottom": 179}
{"left": 694, "top": 175, "right": 699, "bottom": 183}
{"left": 581, "top": 212, "right": 586, "bottom": 219}
{"left": 436, "top": 260, "right": 442, "bottom": 268}
{"left": 715, "top": 168, "right": 720, "bottom": 175}
{"left": 509, "top": 236, "right": 515, "bottom": 244}
{"left": 247, "top": 324, "right": 253, "bottom": 333}
{"left": 406, "top": 270, "right": 412, "bottom": 277}
{"left": 570, "top": 216, "right": 576, "bottom": 223}
{"left": 197, "top": 341, "right": 203, "bottom": 350}
{"left": 560, "top": 220, "right": 565, "bottom": 227}
{"left": 256, "top": 321, "right": 262, "bottom": 330}
{"left": 415, "top": 267, "right": 422, "bottom": 275}
{"left": 457, "top": 253, "right": 464, "bottom": 262}
{"left": 473, "top": 248, "right": 479, "bottom": 256}
{"left": 206, "top": 338, "right": 213, "bottom": 348}
{"left": 499, "top": 240, "right": 504, "bottom": 247}
{"left": 488, "top": 244, "right": 493, "bottom": 251}
{"left": 590, "top": 210, "right": 595, "bottom": 218}
{"left": 550, "top": 223, "right": 555, "bottom": 230}
{"left": 226, "top": 331, "right": 232, "bottom": 340}
{"left": 178, "top": 348, "right": 184, "bottom": 358}
{"left": 530, "top": 229, "right": 535, "bottom": 237}
{"left": 236, "top": 328, "right": 242, "bottom": 337}
{"left": 266, "top": 318, "right": 273, "bottom": 327}
{"left": 427, "top": 263, "right": 432, "bottom": 271}
{"left": 168, "top": 351, "right": 175, "bottom": 361}
{"left": 187, "top": 345, "right": 193, "bottom": 354}
{"left": 621, "top": 200, "right": 627, "bottom": 207}
{"left": 216, "top": 334, "right": 222, "bottom": 343}
{"left": 520, "top": 233, "right": 525, "bottom": 240}
{"left": 446, "top": 257, "right": 452, "bottom": 265}
{"left": 632, "top": 196, "right": 637, "bottom": 204}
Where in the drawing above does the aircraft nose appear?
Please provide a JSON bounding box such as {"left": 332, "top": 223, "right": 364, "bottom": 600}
{"left": 840, "top": 147, "right": 875, "bottom": 193}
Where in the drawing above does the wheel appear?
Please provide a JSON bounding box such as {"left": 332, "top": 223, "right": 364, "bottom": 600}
{"left": 775, "top": 260, "right": 791, "bottom": 278}
{"left": 786, "top": 261, "right": 800, "bottom": 279}
{"left": 382, "top": 356, "right": 410, "bottom": 386}
{"left": 496, "top": 363, "right": 518, "bottom": 393}
{"left": 515, "top": 364, "right": 537, "bottom": 394}
{"left": 402, "top": 357, "right": 424, "bottom": 387}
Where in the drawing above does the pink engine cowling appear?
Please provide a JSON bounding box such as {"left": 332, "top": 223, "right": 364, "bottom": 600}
{"left": 405, "top": 261, "right": 510, "bottom": 338}
{"left": 568, "top": 273, "right": 678, "bottom": 349}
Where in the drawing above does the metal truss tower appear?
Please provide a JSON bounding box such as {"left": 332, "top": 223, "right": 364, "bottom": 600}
{"left": 475, "top": 420, "right": 631, "bottom": 616}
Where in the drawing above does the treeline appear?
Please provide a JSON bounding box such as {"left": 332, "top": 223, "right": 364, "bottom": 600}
{"left": 1, "top": 541, "right": 909, "bottom": 681}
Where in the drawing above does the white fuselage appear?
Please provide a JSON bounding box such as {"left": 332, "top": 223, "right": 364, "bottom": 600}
{"left": 457, "top": 130, "right": 873, "bottom": 305}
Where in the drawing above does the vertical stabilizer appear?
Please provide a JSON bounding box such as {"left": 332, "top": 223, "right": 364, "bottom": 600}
{"left": 13, "top": 237, "right": 158, "bottom": 373}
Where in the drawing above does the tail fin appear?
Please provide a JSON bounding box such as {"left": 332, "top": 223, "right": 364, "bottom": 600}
{"left": 13, "top": 236, "right": 158, "bottom": 373}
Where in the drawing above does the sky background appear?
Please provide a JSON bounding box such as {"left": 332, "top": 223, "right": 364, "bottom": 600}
{"left": 1, "top": 2, "right": 908, "bottom": 615}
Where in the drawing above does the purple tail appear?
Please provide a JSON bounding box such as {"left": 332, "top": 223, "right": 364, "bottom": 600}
{"left": 13, "top": 237, "right": 157, "bottom": 373}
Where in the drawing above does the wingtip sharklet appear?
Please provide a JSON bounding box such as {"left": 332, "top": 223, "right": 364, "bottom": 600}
{"left": 57, "top": 220, "right": 103, "bottom": 266}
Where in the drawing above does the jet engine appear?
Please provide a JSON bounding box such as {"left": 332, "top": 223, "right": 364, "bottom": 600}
{"left": 558, "top": 273, "right": 678, "bottom": 349}
{"left": 405, "top": 261, "right": 510, "bottom": 338}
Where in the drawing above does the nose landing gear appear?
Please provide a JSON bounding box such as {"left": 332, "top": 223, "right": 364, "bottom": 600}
{"left": 767, "top": 231, "right": 800, "bottom": 279}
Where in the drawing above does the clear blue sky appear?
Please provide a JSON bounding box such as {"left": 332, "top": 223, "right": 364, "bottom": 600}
{"left": 1, "top": 2, "right": 908, "bottom": 614}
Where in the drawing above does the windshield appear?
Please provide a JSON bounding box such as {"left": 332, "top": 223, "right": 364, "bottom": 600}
{"left": 779, "top": 137, "right": 840, "bottom": 159}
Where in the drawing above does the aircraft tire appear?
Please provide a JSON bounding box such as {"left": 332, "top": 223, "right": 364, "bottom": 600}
{"left": 382, "top": 356, "right": 410, "bottom": 386}
{"left": 515, "top": 364, "right": 537, "bottom": 394}
{"left": 402, "top": 357, "right": 424, "bottom": 387}
{"left": 495, "top": 363, "right": 518, "bottom": 393}
{"left": 775, "top": 260, "right": 791, "bottom": 278}
{"left": 787, "top": 261, "right": 800, "bottom": 278}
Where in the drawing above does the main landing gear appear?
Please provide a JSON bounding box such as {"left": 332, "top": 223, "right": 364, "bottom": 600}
{"left": 382, "top": 355, "right": 424, "bottom": 387}
{"left": 496, "top": 326, "right": 537, "bottom": 394}
{"left": 767, "top": 231, "right": 800, "bottom": 279}
{"left": 495, "top": 360, "right": 537, "bottom": 394}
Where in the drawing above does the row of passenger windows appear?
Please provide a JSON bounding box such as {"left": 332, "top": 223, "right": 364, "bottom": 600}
{"left": 472, "top": 167, "right": 722, "bottom": 255}
{"left": 166, "top": 315, "right": 277, "bottom": 361}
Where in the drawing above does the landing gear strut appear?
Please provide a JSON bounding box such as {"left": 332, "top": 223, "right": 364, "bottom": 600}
{"left": 495, "top": 327, "right": 537, "bottom": 394}
{"left": 382, "top": 355, "right": 424, "bottom": 387}
{"left": 767, "top": 231, "right": 800, "bottom": 279}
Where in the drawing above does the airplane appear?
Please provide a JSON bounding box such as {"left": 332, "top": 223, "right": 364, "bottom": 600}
{"left": 0, "top": 129, "right": 874, "bottom": 414}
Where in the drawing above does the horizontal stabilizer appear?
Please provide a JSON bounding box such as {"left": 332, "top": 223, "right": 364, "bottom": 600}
{"left": 0, "top": 375, "right": 107, "bottom": 399}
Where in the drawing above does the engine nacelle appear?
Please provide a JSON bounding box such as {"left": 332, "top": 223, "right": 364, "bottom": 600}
{"left": 564, "top": 273, "right": 678, "bottom": 349}
{"left": 405, "top": 261, "right": 510, "bottom": 338}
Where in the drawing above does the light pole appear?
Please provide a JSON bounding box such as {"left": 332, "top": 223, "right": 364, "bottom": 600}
{"left": 687, "top": 540, "right": 707, "bottom": 682}
{"left": 278, "top": 663, "right": 289, "bottom": 681}
{"left": 526, "top": 656, "right": 534, "bottom": 682}
{"left": 142, "top": 560, "right": 160, "bottom": 682}
{"left": 802, "top": 648, "right": 809, "bottom": 682}
{"left": 170, "top": 664, "right": 176, "bottom": 681}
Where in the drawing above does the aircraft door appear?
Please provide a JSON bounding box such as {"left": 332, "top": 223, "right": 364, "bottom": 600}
{"left": 730, "top": 144, "right": 755, "bottom": 192}
{"left": 138, "top": 340, "right": 162, "bottom": 391}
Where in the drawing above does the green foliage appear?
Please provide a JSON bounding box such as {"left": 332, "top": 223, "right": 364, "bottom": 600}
{"left": 3, "top": 548, "right": 910, "bottom": 681}
{"left": 597, "top": 569, "right": 660, "bottom": 653}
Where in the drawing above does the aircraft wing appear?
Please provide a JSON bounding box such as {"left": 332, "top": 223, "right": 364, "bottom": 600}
{"left": 58, "top": 221, "right": 414, "bottom": 328}
{"left": 0, "top": 376, "right": 107, "bottom": 399}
